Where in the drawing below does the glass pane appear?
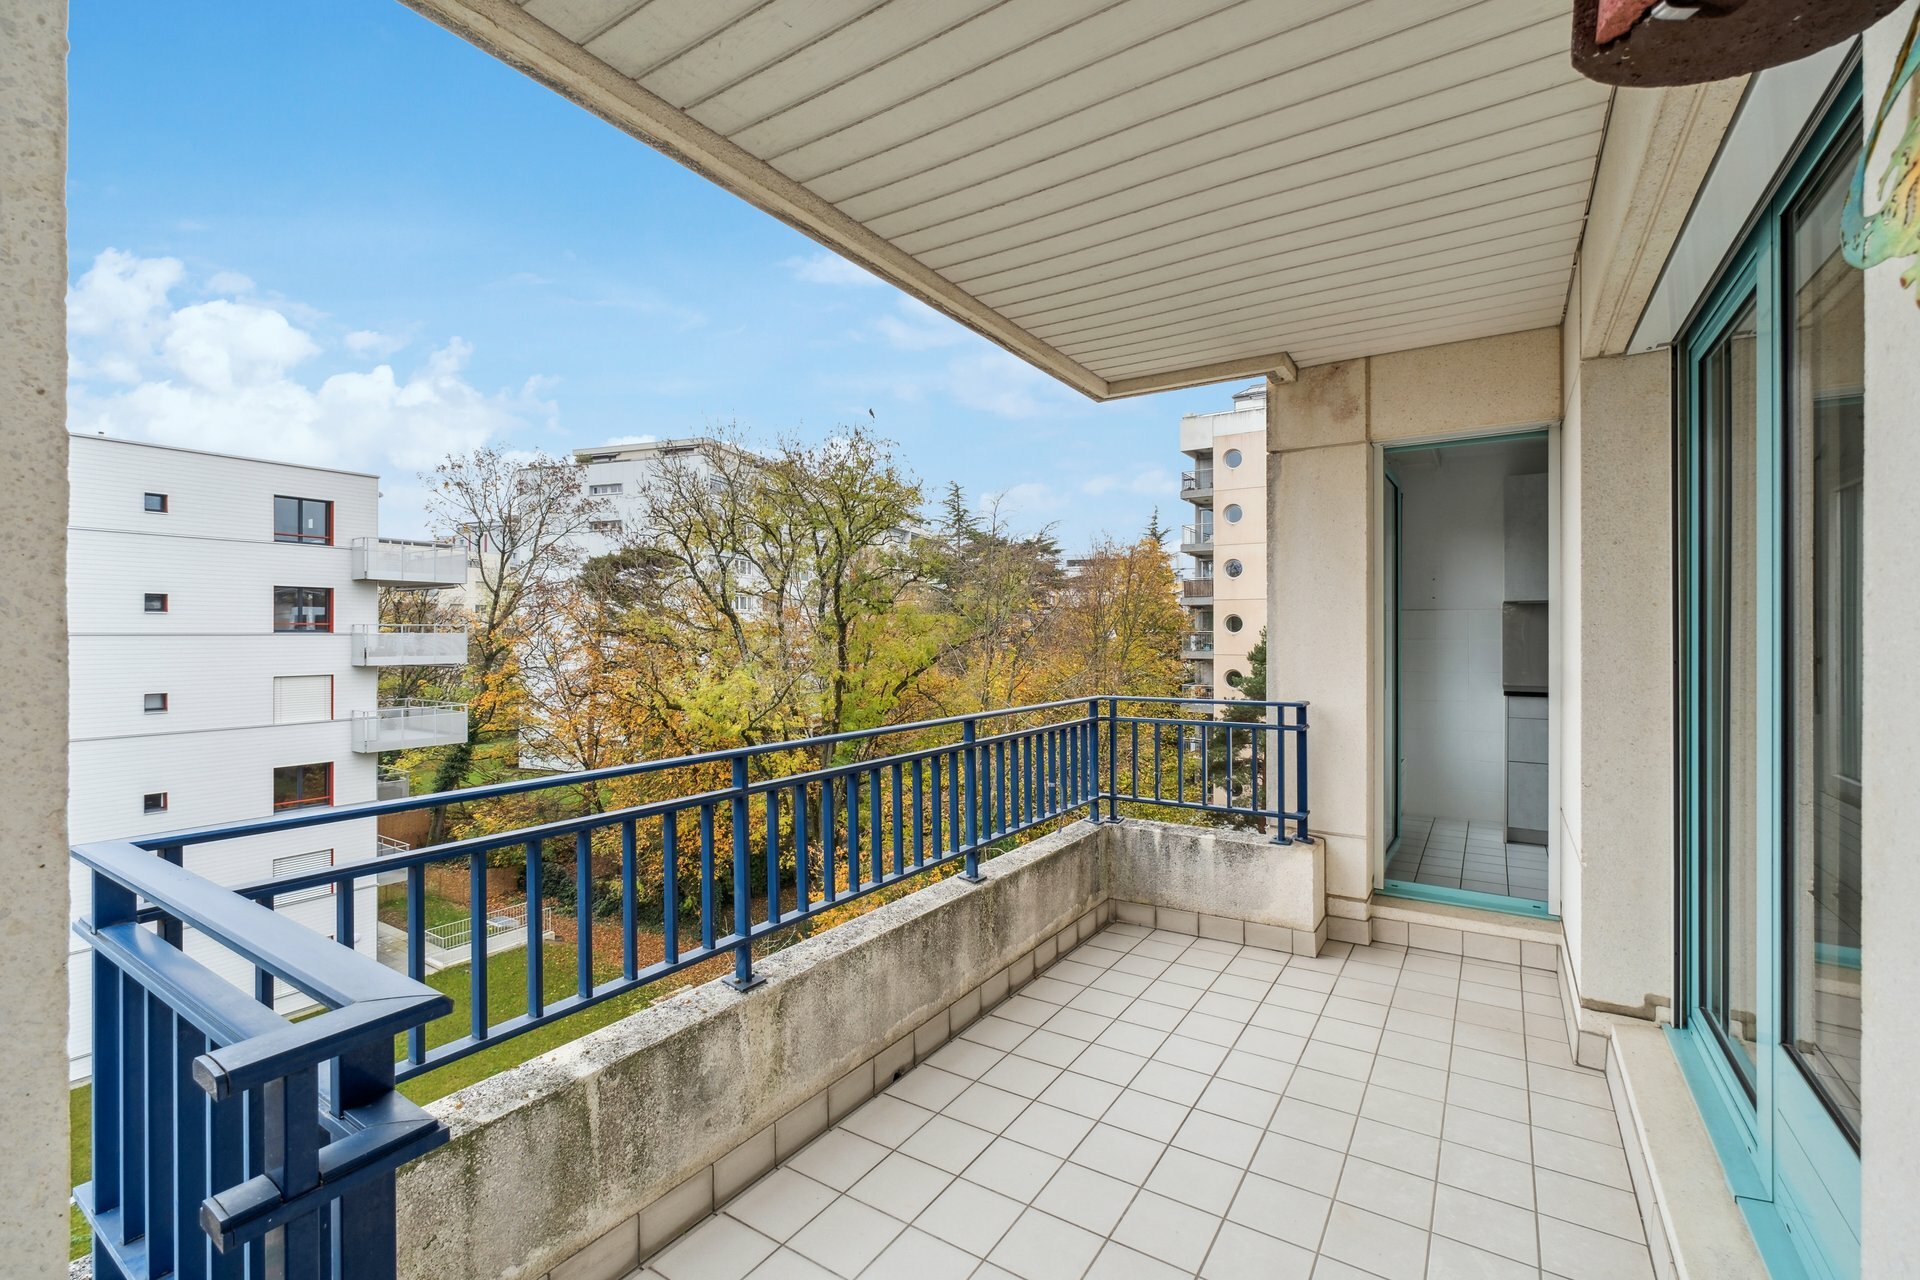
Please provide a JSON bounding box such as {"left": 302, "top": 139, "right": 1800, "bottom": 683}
{"left": 274, "top": 495, "right": 299, "bottom": 540}
{"left": 1700, "top": 295, "right": 1761, "bottom": 1084}
{"left": 1787, "top": 150, "right": 1864, "bottom": 1141}
{"left": 299, "top": 498, "right": 328, "bottom": 541}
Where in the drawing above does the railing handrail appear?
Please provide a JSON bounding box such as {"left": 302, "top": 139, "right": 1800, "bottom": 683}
{"left": 131, "top": 696, "right": 1101, "bottom": 849}
{"left": 350, "top": 534, "right": 465, "bottom": 551}
{"left": 356, "top": 698, "right": 467, "bottom": 715}
{"left": 351, "top": 622, "right": 469, "bottom": 634}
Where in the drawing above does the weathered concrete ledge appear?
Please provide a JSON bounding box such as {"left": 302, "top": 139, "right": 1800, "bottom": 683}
{"left": 396, "top": 819, "right": 1109, "bottom": 1280}
{"left": 1106, "top": 819, "right": 1323, "bottom": 951}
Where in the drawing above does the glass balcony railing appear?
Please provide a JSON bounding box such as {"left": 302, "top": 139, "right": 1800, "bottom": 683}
{"left": 350, "top": 624, "right": 469, "bottom": 667}
{"left": 351, "top": 537, "right": 469, "bottom": 587}
{"left": 350, "top": 700, "right": 468, "bottom": 753}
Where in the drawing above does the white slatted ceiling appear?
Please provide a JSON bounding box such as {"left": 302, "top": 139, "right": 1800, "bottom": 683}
{"left": 511, "top": 0, "right": 1608, "bottom": 383}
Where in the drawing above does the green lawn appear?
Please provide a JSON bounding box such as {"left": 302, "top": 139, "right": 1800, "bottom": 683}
{"left": 396, "top": 937, "right": 695, "bottom": 1104}
{"left": 376, "top": 882, "right": 470, "bottom": 932}
{"left": 70, "top": 1084, "right": 89, "bottom": 1261}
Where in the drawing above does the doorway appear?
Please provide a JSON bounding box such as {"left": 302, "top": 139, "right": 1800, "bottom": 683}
{"left": 1382, "top": 432, "right": 1551, "bottom": 916}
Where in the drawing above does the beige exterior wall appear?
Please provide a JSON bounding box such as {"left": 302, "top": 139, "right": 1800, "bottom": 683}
{"left": 1263, "top": 329, "right": 1561, "bottom": 924}
{"left": 1177, "top": 394, "right": 1267, "bottom": 699}
{"left": 0, "top": 0, "right": 71, "bottom": 1268}
{"left": 1859, "top": 6, "right": 1920, "bottom": 1271}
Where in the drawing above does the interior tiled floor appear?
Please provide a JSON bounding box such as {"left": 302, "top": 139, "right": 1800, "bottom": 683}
{"left": 1386, "top": 816, "right": 1548, "bottom": 904}
{"left": 632, "top": 925, "right": 1652, "bottom": 1280}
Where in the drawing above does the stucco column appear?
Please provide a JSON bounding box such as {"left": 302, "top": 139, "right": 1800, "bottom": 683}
{"left": 1266, "top": 364, "right": 1375, "bottom": 943}
{"left": 1562, "top": 350, "right": 1674, "bottom": 1018}
{"left": 1860, "top": 4, "right": 1920, "bottom": 1270}
{"left": 0, "top": 0, "right": 71, "bottom": 1269}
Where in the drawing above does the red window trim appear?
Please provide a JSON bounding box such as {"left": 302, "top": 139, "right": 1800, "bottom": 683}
{"left": 272, "top": 761, "right": 334, "bottom": 810}
{"left": 273, "top": 495, "right": 335, "bottom": 546}
{"left": 273, "top": 586, "right": 334, "bottom": 633}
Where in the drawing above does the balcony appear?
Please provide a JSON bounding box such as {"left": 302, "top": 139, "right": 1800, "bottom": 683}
{"left": 1181, "top": 468, "right": 1215, "bottom": 504}
{"left": 1181, "top": 632, "right": 1215, "bottom": 656}
{"left": 74, "top": 698, "right": 1330, "bottom": 1278}
{"left": 351, "top": 623, "right": 469, "bottom": 667}
{"left": 1181, "top": 573, "right": 1216, "bottom": 604}
{"left": 349, "top": 699, "right": 468, "bottom": 752}
{"left": 351, "top": 536, "right": 469, "bottom": 588}
{"left": 1180, "top": 523, "right": 1215, "bottom": 556}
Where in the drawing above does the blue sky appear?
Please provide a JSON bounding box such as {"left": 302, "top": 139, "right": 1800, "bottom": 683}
{"left": 65, "top": 2, "right": 1239, "bottom": 546}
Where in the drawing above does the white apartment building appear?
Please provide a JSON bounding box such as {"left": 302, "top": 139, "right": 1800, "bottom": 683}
{"left": 570, "top": 436, "right": 717, "bottom": 558}
{"left": 65, "top": 434, "right": 468, "bottom": 1078}
{"left": 1176, "top": 383, "right": 1267, "bottom": 698}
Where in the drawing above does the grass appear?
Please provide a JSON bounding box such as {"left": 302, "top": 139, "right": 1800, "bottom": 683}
{"left": 376, "top": 882, "right": 470, "bottom": 932}
{"left": 71, "top": 1084, "right": 89, "bottom": 1261}
{"left": 395, "top": 936, "right": 712, "bottom": 1104}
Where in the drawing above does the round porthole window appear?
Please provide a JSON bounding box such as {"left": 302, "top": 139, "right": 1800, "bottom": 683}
{"left": 1225, "top": 559, "right": 1244, "bottom": 578}
{"left": 1224, "top": 614, "right": 1244, "bottom": 633}
{"left": 1224, "top": 503, "right": 1243, "bottom": 523}
{"left": 1225, "top": 670, "right": 1245, "bottom": 688}
{"left": 1223, "top": 448, "right": 1242, "bottom": 468}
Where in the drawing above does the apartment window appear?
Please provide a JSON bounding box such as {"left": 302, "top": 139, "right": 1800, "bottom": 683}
{"left": 144, "top": 592, "right": 169, "bottom": 613}
{"left": 1223, "top": 449, "right": 1242, "bottom": 468}
{"left": 1223, "top": 503, "right": 1243, "bottom": 523}
{"left": 273, "top": 762, "right": 333, "bottom": 810}
{"left": 1225, "top": 670, "right": 1244, "bottom": 688}
{"left": 143, "top": 692, "right": 168, "bottom": 713}
{"left": 589, "top": 482, "right": 623, "bottom": 495}
{"left": 270, "top": 849, "right": 335, "bottom": 905}
{"left": 590, "top": 520, "right": 621, "bottom": 533}
{"left": 274, "top": 586, "right": 333, "bottom": 632}
{"left": 1224, "top": 559, "right": 1244, "bottom": 578}
{"left": 143, "top": 492, "right": 168, "bottom": 513}
{"left": 1224, "top": 615, "right": 1243, "bottom": 633}
{"left": 273, "top": 495, "right": 333, "bottom": 544}
{"left": 143, "top": 792, "right": 168, "bottom": 814}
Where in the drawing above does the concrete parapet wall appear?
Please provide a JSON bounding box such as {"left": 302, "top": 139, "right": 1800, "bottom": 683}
{"left": 394, "top": 818, "right": 1322, "bottom": 1279}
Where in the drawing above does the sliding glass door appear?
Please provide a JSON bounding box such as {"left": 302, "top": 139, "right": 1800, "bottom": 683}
{"left": 1676, "top": 81, "right": 1862, "bottom": 1279}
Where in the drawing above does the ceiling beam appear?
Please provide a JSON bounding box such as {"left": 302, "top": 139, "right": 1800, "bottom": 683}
{"left": 1104, "top": 351, "right": 1300, "bottom": 401}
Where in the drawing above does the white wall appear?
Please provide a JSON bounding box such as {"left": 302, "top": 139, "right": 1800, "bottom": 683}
{"left": 1393, "top": 439, "right": 1546, "bottom": 825}
{"left": 66, "top": 435, "right": 389, "bottom": 1077}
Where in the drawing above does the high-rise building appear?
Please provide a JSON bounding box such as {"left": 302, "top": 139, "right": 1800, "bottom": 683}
{"left": 1176, "top": 383, "right": 1266, "bottom": 700}
{"left": 64, "top": 434, "right": 469, "bottom": 1077}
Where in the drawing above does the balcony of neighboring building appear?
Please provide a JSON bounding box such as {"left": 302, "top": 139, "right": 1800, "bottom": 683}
{"left": 350, "top": 623, "right": 470, "bottom": 667}
{"left": 1179, "top": 523, "right": 1214, "bottom": 557}
{"left": 1180, "top": 630, "right": 1215, "bottom": 657}
{"left": 351, "top": 536, "right": 469, "bottom": 588}
{"left": 1180, "top": 572, "right": 1215, "bottom": 605}
{"left": 349, "top": 699, "right": 468, "bottom": 753}
{"left": 1180, "top": 466, "right": 1214, "bottom": 506}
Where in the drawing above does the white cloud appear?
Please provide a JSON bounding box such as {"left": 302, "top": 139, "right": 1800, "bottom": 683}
{"left": 785, "top": 251, "right": 882, "bottom": 287}
{"left": 1082, "top": 466, "right": 1175, "bottom": 497}
{"left": 983, "top": 481, "right": 1067, "bottom": 522}
{"left": 66, "top": 251, "right": 556, "bottom": 522}
{"left": 873, "top": 297, "right": 967, "bottom": 352}
{"left": 206, "top": 270, "right": 254, "bottom": 295}
{"left": 344, "top": 328, "right": 409, "bottom": 357}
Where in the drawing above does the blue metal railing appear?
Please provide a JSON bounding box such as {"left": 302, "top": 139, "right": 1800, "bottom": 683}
{"left": 72, "top": 694, "right": 1305, "bottom": 1279}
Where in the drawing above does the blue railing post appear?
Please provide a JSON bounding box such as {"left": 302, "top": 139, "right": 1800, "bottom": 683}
{"left": 1269, "top": 703, "right": 1292, "bottom": 845}
{"left": 1084, "top": 699, "right": 1100, "bottom": 823}
{"left": 724, "top": 754, "right": 764, "bottom": 990}
{"left": 1106, "top": 697, "right": 1121, "bottom": 822}
{"left": 960, "top": 717, "right": 983, "bottom": 882}
{"left": 1295, "top": 702, "right": 1312, "bottom": 843}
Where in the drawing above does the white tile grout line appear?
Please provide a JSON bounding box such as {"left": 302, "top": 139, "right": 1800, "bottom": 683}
{"left": 638, "top": 924, "right": 1655, "bottom": 1280}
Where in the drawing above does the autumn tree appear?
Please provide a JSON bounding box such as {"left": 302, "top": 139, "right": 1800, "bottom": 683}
{"left": 419, "top": 447, "right": 604, "bottom": 812}
{"left": 1037, "top": 532, "right": 1187, "bottom": 697}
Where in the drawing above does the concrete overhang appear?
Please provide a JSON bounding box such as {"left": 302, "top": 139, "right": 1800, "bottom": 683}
{"left": 405, "top": 0, "right": 1617, "bottom": 399}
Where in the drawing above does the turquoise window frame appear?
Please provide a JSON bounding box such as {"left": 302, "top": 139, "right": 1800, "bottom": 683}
{"left": 1673, "top": 70, "right": 1863, "bottom": 1280}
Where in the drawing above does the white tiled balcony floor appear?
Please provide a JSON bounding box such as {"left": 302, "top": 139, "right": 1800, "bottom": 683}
{"left": 633, "top": 925, "right": 1652, "bottom": 1280}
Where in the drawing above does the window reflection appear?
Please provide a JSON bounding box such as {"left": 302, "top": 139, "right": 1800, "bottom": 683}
{"left": 1787, "top": 147, "right": 1864, "bottom": 1142}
